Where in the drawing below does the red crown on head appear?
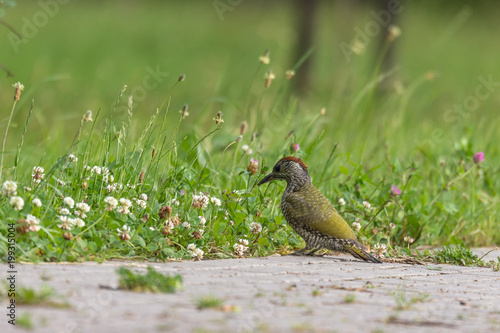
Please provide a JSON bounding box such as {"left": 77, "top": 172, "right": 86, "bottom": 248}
{"left": 281, "top": 156, "right": 307, "bottom": 169}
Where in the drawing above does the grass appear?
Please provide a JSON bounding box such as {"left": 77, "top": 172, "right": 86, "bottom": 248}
{"left": 116, "top": 266, "right": 183, "bottom": 293}
{"left": 17, "top": 312, "right": 34, "bottom": 330}
{"left": 391, "top": 285, "right": 429, "bottom": 311}
{"left": 391, "top": 245, "right": 500, "bottom": 270}
{"left": 0, "top": 283, "right": 69, "bottom": 308}
{"left": 194, "top": 294, "right": 225, "bottom": 310}
{"left": 343, "top": 294, "right": 356, "bottom": 303}
{"left": 0, "top": 2, "right": 499, "bottom": 264}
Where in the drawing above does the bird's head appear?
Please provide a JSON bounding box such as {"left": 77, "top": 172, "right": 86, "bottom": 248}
{"left": 257, "top": 156, "right": 310, "bottom": 187}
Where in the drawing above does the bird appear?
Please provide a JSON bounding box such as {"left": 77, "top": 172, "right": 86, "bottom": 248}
{"left": 257, "top": 156, "right": 382, "bottom": 263}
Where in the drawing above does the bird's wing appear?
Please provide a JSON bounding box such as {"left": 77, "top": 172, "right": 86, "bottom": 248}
{"left": 283, "top": 188, "right": 357, "bottom": 241}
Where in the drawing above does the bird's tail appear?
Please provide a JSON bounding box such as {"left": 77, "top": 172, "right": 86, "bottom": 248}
{"left": 341, "top": 239, "right": 382, "bottom": 264}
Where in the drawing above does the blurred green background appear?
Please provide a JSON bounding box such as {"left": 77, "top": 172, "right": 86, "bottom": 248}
{"left": 1, "top": 0, "right": 499, "bottom": 167}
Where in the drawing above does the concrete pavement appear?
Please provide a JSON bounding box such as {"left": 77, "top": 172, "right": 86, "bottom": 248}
{"left": 3, "top": 248, "right": 500, "bottom": 333}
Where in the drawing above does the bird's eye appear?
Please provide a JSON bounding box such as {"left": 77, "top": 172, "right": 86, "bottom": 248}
{"left": 274, "top": 165, "right": 281, "bottom": 173}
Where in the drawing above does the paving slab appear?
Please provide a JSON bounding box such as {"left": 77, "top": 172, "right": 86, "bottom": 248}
{"left": 2, "top": 248, "right": 500, "bottom": 333}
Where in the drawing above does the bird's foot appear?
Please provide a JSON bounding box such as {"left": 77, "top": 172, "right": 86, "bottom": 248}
{"left": 289, "top": 248, "right": 318, "bottom": 256}
{"left": 289, "top": 248, "right": 309, "bottom": 256}
{"left": 304, "top": 249, "right": 320, "bottom": 256}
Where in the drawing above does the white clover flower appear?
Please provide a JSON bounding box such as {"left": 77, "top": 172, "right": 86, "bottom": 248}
{"left": 117, "top": 206, "right": 130, "bottom": 214}
{"left": 68, "top": 154, "right": 78, "bottom": 162}
{"left": 57, "top": 216, "right": 74, "bottom": 230}
{"left": 75, "top": 202, "right": 90, "bottom": 218}
{"left": 192, "top": 193, "right": 209, "bottom": 209}
{"left": 233, "top": 240, "right": 248, "bottom": 256}
{"left": 73, "top": 218, "right": 85, "bottom": 228}
{"left": 59, "top": 208, "right": 70, "bottom": 215}
{"left": 389, "top": 223, "right": 395, "bottom": 229}
{"left": 119, "top": 198, "right": 132, "bottom": 208}
{"left": 2, "top": 181, "right": 17, "bottom": 196}
{"left": 172, "top": 198, "right": 180, "bottom": 206}
{"left": 106, "top": 184, "right": 116, "bottom": 192}
{"left": 91, "top": 166, "right": 101, "bottom": 175}
{"left": 372, "top": 243, "right": 387, "bottom": 257}
{"left": 193, "top": 248, "right": 204, "bottom": 260}
{"left": 363, "top": 201, "right": 371, "bottom": 209}
{"left": 24, "top": 186, "right": 31, "bottom": 192}
{"left": 26, "top": 214, "right": 41, "bottom": 232}
{"left": 199, "top": 216, "right": 206, "bottom": 225}
{"left": 404, "top": 236, "right": 414, "bottom": 244}
{"left": 63, "top": 197, "right": 75, "bottom": 208}
{"left": 242, "top": 145, "right": 253, "bottom": 155}
{"left": 187, "top": 243, "right": 204, "bottom": 260}
{"left": 32, "top": 166, "right": 45, "bottom": 184}
{"left": 104, "top": 196, "right": 118, "bottom": 211}
{"left": 115, "top": 183, "right": 124, "bottom": 191}
{"left": 250, "top": 222, "right": 262, "bottom": 235}
{"left": 103, "top": 174, "right": 114, "bottom": 183}
{"left": 101, "top": 167, "right": 110, "bottom": 175}
{"left": 338, "top": 198, "right": 346, "bottom": 206}
{"left": 139, "top": 193, "right": 148, "bottom": 201}
{"left": 164, "top": 219, "right": 175, "bottom": 232}
{"left": 84, "top": 165, "right": 91, "bottom": 171}
{"left": 136, "top": 199, "right": 147, "bottom": 209}
{"left": 10, "top": 196, "right": 24, "bottom": 210}
{"left": 32, "top": 198, "right": 42, "bottom": 207}
{"left": 352, "top": 222, "right": 361, "bottom": 232}
{"left": 56, "top": 178, "right": 66, "bottom": 186}
{"left": 210, "top": 197, "right": 221, "bottom": 206}
{"left": 182, "top": 221, "right": 191, "bottom": 229}
{"left": 117, "top": 224, "right": 131, "bottom": 241}
{"left": 149, "top": 227, "right": 155, "bottom": 231}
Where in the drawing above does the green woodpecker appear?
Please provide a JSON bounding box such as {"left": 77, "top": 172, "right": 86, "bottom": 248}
{"left": 258, "top": 156, "right": 381, "bottom": 263}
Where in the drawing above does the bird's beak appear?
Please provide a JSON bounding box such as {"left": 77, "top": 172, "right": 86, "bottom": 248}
{"left": 257, "top": 173, "right": 275, "bottom": 186}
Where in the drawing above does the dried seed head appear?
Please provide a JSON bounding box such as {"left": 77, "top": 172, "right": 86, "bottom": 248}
{"left": 180, "top": 104, "right": 189, "bottom": 118}
{"left": 16, "top": 219, "right": 29, "bottom": 235}
{"left": 259, "top": 49, "right": 270, "bottom": 64}
{"left": 13, "top": 82, "right": 24, "bottom": 101}
{"left": 141, "top": 214, "right": 149, "bottom": 223}
{"left": 192, "top": 231, "right": 203, "bottom": 240}
{"left": 320, "top": 107, "right": 326, "bottom": 116}
{"left": 285, "top": 70, "right": 295, "bottom": 80}
{"left": 159, "top": 205, "right": 173, "bottom": 220}
{"left": 236, "top": 135, "right": 243, "bottom": 142}
{"left": 264, "top": 70, "right": 275, "bottom": 88}
{"left": 214, "top": 111, "right": 224, "bottom": 125}
{"left": 161, "top": 225, "right": 172, "bottom": 236}
{"left": 152, "top": 147, "right": 156, "bottom": 160}
{"left": 63, "top": 232, "right": 74, "bottom": 241}
{"left": 240, "top": 121, "right": 248, "bottom": 135}
{"left": 83, "top": 110, "right": 93, "bottom": 122}
{"left": 178, "top": 74, "right": 185, "bottom": 82}
{"left": 387, "top": 25, "right": 402, "bottom": 42}
{"left": 170, "top": 215, "right": 181, "bottom": 226}
{"left": 139, "top": 171, "right": 144, "bottom": 184}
